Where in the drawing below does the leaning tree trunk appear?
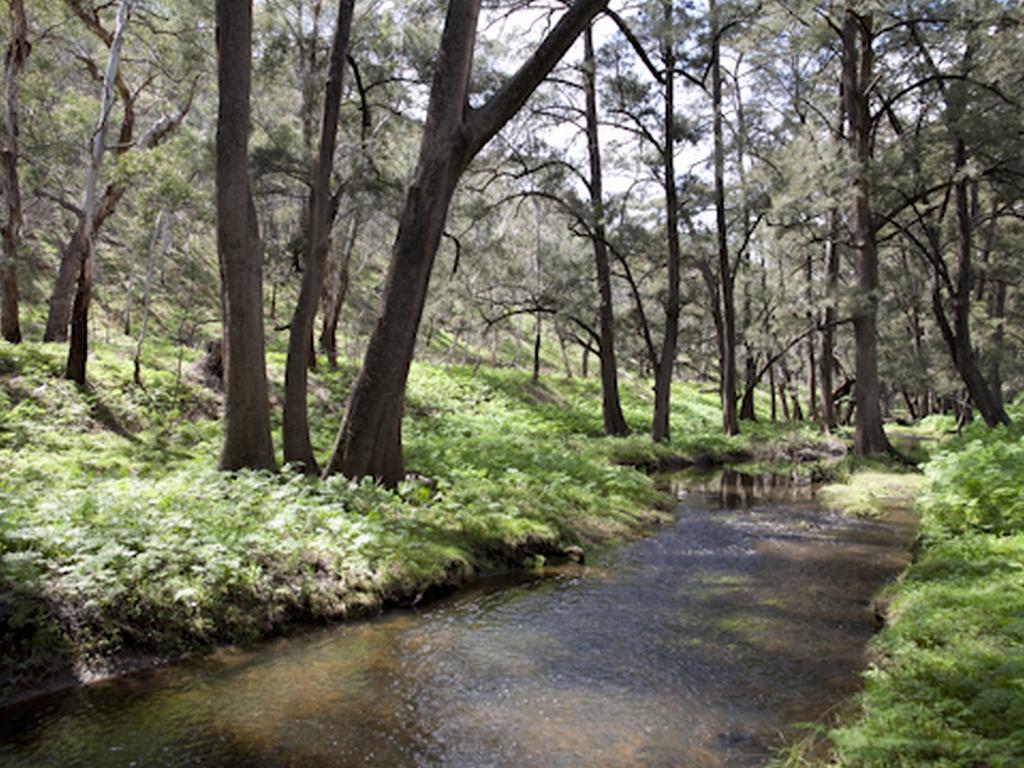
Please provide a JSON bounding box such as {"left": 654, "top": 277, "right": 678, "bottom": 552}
{"left": 711, "top": 0, "right": 738, "bottom": 436}
{"left": 652, "top": 0, "right": 680, "bottom": 443}
{"left": 215, "top": 0, "right": 275, "bottom": 471}
{"left": 66, "top": 0, "right": 132, "bottom": 384}
{"left": 282, "top": 0, "right": 355, "bottom": 472}
{"left": 583, "top": 25, "right": 628, "bottom": 435}
{"left": 323, "top": 0, "right": 607, "bottom": 484}
{"left": 945, "top": 138, "right": 1009, "bottom": 426}
{"left": 1, "top": 0, "right": 29, "bottom": 344}
{"left": 842, "top": 8, "right": 889, "bottom": 455}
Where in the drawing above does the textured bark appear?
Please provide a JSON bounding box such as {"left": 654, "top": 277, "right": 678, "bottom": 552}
{"left": 842, "top": 9, "right": 889, "bottom": 455}
{"left": 652, "top": 0, "right": 680, "bottom": 443}
{"left": 1, "top": 0, "right": 29, "bottom": 344}
{"left": 216, "top": 0, "right": 275, "bottom": 470}
{"left": 324, "top": 0, "right": 607, "bottom": 483}
{"left": 283, "top": 0, "right": 355, "bottom": 472}
{"left": 710, "top": 0, "right": 738, "bottom": 436}
{"left": 66, "top": 0, "right": 132, "bottom": 384}
{"left": 583, "top": 25, "right": 628, "bottom": 435}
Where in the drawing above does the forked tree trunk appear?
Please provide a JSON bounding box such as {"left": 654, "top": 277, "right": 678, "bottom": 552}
{"left": 583, "top": 25, "right": 628, "bottom": 435}
{"left": 324, "top": 0, "right": 607, "bottom": 483}
{"left": 216, "top": 0, "right": 275, "bottom": 471}
{"left": 283, "top": 0, "right": 355, "bottom": 471}
{"left": 842, "top": 8, "right": 889, "bottom": 455}
{"left": 1, "top": 0, "right": 29, "bottom": 344}
{"left": 66, "top": 0, "right": 132, "bottom": 384}
{"left": 652, "top": 0, "right": 680, "bottom": 443}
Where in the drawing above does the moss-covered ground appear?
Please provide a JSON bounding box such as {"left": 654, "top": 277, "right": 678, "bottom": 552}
{"left": 0, "top": 337, "right": 833, "bottom": 700}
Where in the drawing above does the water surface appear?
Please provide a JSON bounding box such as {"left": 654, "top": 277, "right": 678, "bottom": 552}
{"left": 0, "top": 473, "right": 915, "bottom": 767}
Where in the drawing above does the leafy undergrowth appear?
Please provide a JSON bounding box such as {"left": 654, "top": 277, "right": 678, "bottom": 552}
{"left": 817, "top": 460, "right": 925, "bottom": 519}
{"left": 1, "top": 339, "right": 832, "bottom": 699}
{"left": 778, "top": 405, "right": 1024, "bottom": 767}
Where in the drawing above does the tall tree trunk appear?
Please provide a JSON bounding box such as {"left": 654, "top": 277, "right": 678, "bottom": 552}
{"left": 583, "top": 25, "right": 628, "bottom": 435}
{"left": 710, "top": 0, "right": 738, "bottom": 436}
{"left": 216, "top": 0, "right": 275, "bottom": 471}
{"left": 944, "top": 138, "right": 1008, "bottom": 426}
{"left": 842, "top": 8, "right": 889, "bottom": 455}
{"left": 66, "top": 0, "right": 132, "bottom": 384}
{"left": 820, "top": 208, "right": 840, "bottom": 432}
{"left": 323, "top": 0, "right": 607, "bottom": 483}
{"left": 283, "top": 0, "right": 355, "bottom": 472}
{"left": 805, "top": 250, "right": 818, "bottom": 421}
{"left": 1, "top": 0, "right": 28, "bottom": 344}
{"left": 532, "top": 198, "right": 542, "bottom": 384}
{"left": 652, "top": 0, "right": 680, "bottom": 443}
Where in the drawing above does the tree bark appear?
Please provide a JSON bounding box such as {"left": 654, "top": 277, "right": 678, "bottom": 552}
{"left": 652, "top": 0, "right": 680, "bottom": 443}
{"left": 710, "top": 0, "right": 738, "bottom": 435}
{"left": 65, "top": 0, "right": 132, "bottom": 384}
{"left": 283, "top": 0, "right": 355, "bottom": 472}
{"left": 216, "top": 0, "right": 276, "bottom": 471}
{"left": 1, "top": 0, "right": 29, "bottom": 344}
{"left": 133, "top": 209, "right": 169, "bottom": 385}
{"left": 842, "top": 8, "right": 889, "bottom": 455}
{"left": 583, "top": 25, "right": 628, "bottom": 435}
{"left": 943, "top": 137, "right": 1008, "bottom": 426}
{"left": 323, "top": 0, "right": 607, "bottom": 483}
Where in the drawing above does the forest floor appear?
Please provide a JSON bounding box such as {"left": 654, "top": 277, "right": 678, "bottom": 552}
{"left": 4, "top": 338, "right": 1021, "bottom": 768}
{"left": 0, "top": 336, "right": 846, "bottom": 702}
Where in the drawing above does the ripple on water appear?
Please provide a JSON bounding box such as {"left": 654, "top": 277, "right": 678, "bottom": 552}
{"left": 0, "top": 483, "right": 915, "bottom": 768}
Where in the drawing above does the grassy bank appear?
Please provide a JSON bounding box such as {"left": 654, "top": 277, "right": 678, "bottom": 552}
{"left": 779, "top": 406, "right": 1024, "bottom": 767}
{"left": 0, "top": 338, "right": 834, "bottom": 701}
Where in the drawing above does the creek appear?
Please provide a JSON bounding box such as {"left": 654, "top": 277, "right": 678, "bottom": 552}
{"left": 0, "top": 470, "right": 916, "bottom": 767}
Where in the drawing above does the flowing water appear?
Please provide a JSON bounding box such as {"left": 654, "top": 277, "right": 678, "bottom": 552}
{"left": 0, "top": 471, "right": 916, "bottom": 767}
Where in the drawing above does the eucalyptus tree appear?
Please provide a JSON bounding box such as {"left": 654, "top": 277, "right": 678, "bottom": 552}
{"left": 323, "top": 0, "right": 610, "bottom": 484}
{"left": 282, "top": 0, "right": 356, "bottom": 472}
{"left": 43, "top": 0, "right": 196, "bottom": 347}
{"left": 1, "top": 0, "right": 29, "bottom": 344}
{"left": 216, "top": 0, "right": 275, "bottom": 471}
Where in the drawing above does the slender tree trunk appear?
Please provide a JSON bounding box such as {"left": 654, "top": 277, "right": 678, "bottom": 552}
{"left": 216, "top": 0, "right": 275, "bottom": 471}
{"left": 532, "top": 198, "right": 543, "bottom": 384}
{"left": 1, "top": 0, "right": 29, "bottom": 344}
{"left": 946, "top": 138, "right": 1008, "bottom": 426}
{"left": 323, "top": 0, "right": 607, "bottom": 483}
{"left": 583, "top": 26, "right": 628, "bottom": 434}
{"left": 283, "top": 0, "right": 355, "bottom": 471}
{"left": 652, "top": 1, "right": 680, "bottom": 443}
{"left": 133, "top": 209, "right": 168, "bottom": 385}
{"left": 805, "top": 250, "right": 817, "bottom": 421}
{"left": 821, "top": 208, "right": 840, "bottom": 432}
{"left": 710, "top": 0, "right": 738, "bottom": 436}
{"left": 988, "top": 279, "right": 1006, "bottom": 413}
{"left": 842, "top": 9, "right": 889, "bottom": 455}
{"left": 66, "top": 0, "right": 132, "bottom": 384}
{"left": 320, "top": 214, "right": 359, "bottom": 368}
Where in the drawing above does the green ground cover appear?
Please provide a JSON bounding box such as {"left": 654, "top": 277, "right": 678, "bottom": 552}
{"left": 780, "top": 404, "right": 1024, "bottom": 767}
{"left": 0, "top": 338, "right": 822, "bottom": 699}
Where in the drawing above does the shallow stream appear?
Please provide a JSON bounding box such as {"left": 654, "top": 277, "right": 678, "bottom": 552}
{"left": 0, "top": 471, "right": 915, "bottom": 767}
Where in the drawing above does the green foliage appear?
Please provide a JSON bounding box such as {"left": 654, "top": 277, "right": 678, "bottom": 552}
{"left": 782, "top": 405, "right": 1024, "bottom": 768}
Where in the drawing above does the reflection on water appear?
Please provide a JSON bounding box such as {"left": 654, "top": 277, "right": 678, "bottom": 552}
{"left": 0, "top": 476, "right": 915, "bottom": 768}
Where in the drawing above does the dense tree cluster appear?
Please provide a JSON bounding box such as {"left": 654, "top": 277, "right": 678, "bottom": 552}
{"left": 2, "top": 0, "right": 1020, "bottom": 482}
